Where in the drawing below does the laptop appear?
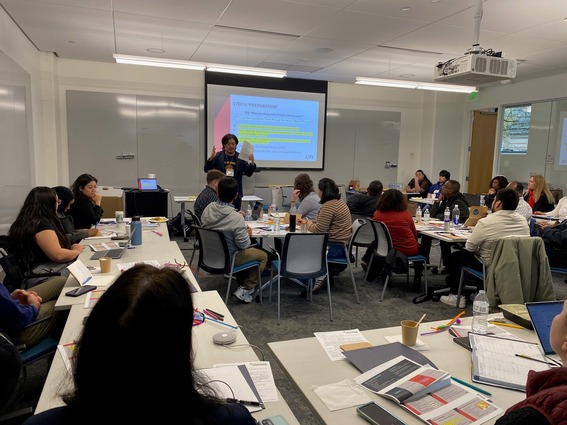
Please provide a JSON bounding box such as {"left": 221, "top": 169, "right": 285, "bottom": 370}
{"left": 137, "top": 177, "right": 159, "bottom": 191}
{"left": 525, "top": 300, "right": 565, "bottom": 364}
{"left": 463, "top": 206, "right": 488, "bottom": 227}
{"left": 90, "top": 225, "right": 137, "bottom": 260}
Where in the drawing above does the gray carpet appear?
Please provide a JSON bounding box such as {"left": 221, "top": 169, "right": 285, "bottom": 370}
{"left": 176, "top": 233, "right": 567, "bottom": 425}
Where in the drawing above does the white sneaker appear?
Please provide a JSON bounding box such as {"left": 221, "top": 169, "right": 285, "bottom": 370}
{"left": 233, "top": 286, "right": 254, "bottom": 303}
{"left": 440, "top": 294, "right": 466, "bottom": 308}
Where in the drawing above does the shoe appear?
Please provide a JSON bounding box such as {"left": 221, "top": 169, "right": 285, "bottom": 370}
{"left": 361, "top": 260, "right": 368, "bottom": 272}
{"left": 301, "top": 276, "right": 328, "bottom": 298}
{"left": 469, "top": 292, "right": 478, "bottom": 302}
{"left": 411, "top": 276, "right": 422, "bottom": 293}
{"left": 233, "top": 286, "right": 254, "bottom": 303}
{"left": 440, "top": 294, "right": 466, "bottom": 308}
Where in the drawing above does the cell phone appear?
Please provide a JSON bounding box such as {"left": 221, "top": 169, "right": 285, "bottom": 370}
{"left": 257, "top": 416, "right": 289, "bottom": 425}
{"left": 65, "top": 285, "right": 97, "bottom": 297}
{"left": 356, "top": 401, "right": 407, "bottom": 425}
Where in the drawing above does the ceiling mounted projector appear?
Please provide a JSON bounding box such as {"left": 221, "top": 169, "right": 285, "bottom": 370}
{"left": 433, "top": 0, "right": 516, "bottom": 86}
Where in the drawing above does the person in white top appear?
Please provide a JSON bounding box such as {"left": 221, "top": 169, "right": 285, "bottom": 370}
{"left": 440, "top": 188, "right": 530, "bottom": 307}
{"left": 507, "top": 181, "right": 532, "bottom": 220}
{"left": 537, "top": 195, "right": 567, "bottom": 221}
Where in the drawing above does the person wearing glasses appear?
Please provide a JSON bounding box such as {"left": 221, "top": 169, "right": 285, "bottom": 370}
{"left": 67, "top": 173, "right": 104, "bottom": 230}
{"left": 23, "top": 265, "right": 256, "bottom": 425}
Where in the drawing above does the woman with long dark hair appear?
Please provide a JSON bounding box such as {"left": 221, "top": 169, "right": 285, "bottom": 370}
{"left": 67, "top": 173, "right": 104, "bottom": 229}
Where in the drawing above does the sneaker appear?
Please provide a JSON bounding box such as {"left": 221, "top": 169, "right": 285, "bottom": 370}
{"left": 361, "top": 260, "right": 368, "bottom": 272}
{"left": 440, "top": 294, "right": 466, "bottom": 308}
{"left": 312, "top": 276, "right": 327, "bottom": 294}
{"left": 233, "top": 286, "right": 254, "bottom": 303}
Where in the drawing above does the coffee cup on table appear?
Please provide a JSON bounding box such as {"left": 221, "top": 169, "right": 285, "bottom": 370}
{"left": 400, "top": 320, "right": 419, "bottom": 346}
{"left": 99, "top": 257, "right": 112, "bottom": 273}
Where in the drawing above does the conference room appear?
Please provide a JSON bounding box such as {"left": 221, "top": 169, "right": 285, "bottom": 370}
{"left": 2, "top": 0, "right": 567, "bottom": 424}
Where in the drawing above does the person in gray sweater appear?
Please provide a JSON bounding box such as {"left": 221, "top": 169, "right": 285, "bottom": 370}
{"left": 200, "top": 177, "right": 268, "bottom": 303}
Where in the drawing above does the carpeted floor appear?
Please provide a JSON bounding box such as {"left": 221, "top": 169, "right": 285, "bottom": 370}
{"left": 176, "top": 232, "right": 567, "bottom": 425}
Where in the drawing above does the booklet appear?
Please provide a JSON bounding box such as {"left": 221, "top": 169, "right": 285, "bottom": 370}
{"left": 354, "top": 355, "right": 502, "bottom": 424}
{"left": 88, "top": 241, "right": 121, "bottom": 252}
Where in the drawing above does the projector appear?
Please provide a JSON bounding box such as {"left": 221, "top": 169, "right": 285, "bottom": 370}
{"left": 434, "top": 54, "right": 517, "bottom": 85}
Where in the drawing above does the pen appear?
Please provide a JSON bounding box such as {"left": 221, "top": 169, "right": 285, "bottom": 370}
{"left": 451, "top": 377, "right": 492, "bottom": 396}
{"left": 489, "top": 321, "right": 524, "bottom": 329}
{"left": 205, "top": 308, "right": 225, "bottom": 319}
{"left": 204, "top": 316, "right": 238, "bottom": 330}
{"left": 515, "top": 354, "right": 557, "bottom": 366}
{"left": 226, "top": 398, "right": 264, "bottom": 408}
{"left": 203, "top": 309, "right": 222, "bottom": 321}
{"left": 151, "top": 230, "right": 164, "bottom": 237}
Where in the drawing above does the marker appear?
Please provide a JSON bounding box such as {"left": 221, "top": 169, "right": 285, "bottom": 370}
{"left": 489, "top": 321, "right": 524, "bottom": 329}
{"left": 226, "top": 398, "right": 264, "bottom": 408}
{"left": 205, "top": 308, "right": 225, "bottom": 319}
{"left": 515, "top": 354, "right": 557, "bottom": 366}
{"left": 151, "top": 230, "right": 164, "bottom": 237}
{"left": 203, "top": 309, "right": 222, "bottom": 321}
{"left": 451, "top": 377, "right": 492, "bottom": 396}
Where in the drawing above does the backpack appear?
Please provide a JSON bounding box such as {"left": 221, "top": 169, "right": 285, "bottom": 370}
{"left": 168, "top": 211, "right": 193, "bottom": 237}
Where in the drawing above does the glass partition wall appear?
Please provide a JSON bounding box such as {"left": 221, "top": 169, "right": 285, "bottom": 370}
{"left": 497, "top": 99, "right": 567, "bottom": 194}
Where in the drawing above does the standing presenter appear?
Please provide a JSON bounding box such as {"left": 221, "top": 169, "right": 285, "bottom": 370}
{"left": 204, "top": 133, "right": 256, "bottom": 211}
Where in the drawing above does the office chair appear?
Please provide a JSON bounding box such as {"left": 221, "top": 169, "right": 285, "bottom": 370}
{"left": 349, "top": 215, "right": 374, "bottom": 267}
{"left": 193, "top": 226, "right": 262, "bottom": 305}
{"left": 365, "top": 220, "right": 428, "bottom": 301}
{"left": 455, "top": 257, "right": 486, "bottom": 308}
{"left": 268, "top": 232, "right": 330, "bottom": 324}
{"left": 186, "top": 210, "right": 202, "bottom": 267}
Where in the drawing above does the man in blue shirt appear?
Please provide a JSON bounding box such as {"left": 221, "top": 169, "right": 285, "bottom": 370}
{"left": 428, "top": 170, "right": 451, "bottom": 199}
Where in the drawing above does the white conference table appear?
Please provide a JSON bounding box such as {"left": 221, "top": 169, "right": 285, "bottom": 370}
{"left": 36, "top": 291, "right": 300, "bottom": 424}
{"left": 55, "top": 222, "right": 201, "bottom": 310}
{"left": 416, "top": 220, "right": 472, "bottom": 243}
{"left": 268, "top": 315, "right": 534, "bottom": 425}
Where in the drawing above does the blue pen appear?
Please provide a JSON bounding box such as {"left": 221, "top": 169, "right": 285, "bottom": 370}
{"left": 204, "top": 316, "right": 238, "bottom": 330}
{"left": 451, "top": 377, "right": 492, "bottom": 396}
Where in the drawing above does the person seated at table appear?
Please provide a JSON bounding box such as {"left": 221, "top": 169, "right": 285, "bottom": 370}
{"left": 194, "top": 170, "right": 225, "bottom": 221}
{"left": 8, "top": 187, "right": 84, "bottom": 287}
{"left": 506, "top": 181, "right": 532, "bottom": 221}
{"left": 22, "top": 265, "right": 256, "bottom": 425}
{"left": 428, "top": 170, "right": 450, "bottom": 199}
{"left": 419, "top": 180, "right": 470, "bottom": 271}
{"left": 524, "top": 174, "right": 555, "bottom": 213}
{"left": 484, "top": 175, "right": 508, "bottom": 209}
{"left": 303, "top": 177, "right": 352, "bottom": 294}
{"left": 201, "top": 177, "right": 268, "bottom": 303}
{"left": 495, "top": 298, "right": 567, "bottom": 425}
{"left": 362, "top": 189, "right": 423, "bottom": 289}
{"left": 405, "top": 170, "right": 432, "bottom": 198}
{"left": 52, "top": 186, "right": 98, "bottom": 243}
{"left": 67, "top": 173, "right": 104, "bottom": 230}
{"left": 535, "top": 191, "right": 567, "bottom": 220}
{"left": 346, "top": 179, "right": 383, "bottom": 217}
{"left": 289, "top": 173, "right": 321, "bottom": 220}
{"left": 0, "top": 277, "right": 67, "bottom": 347}
{"left": 440, "top": 188, "right": 530, "bottom": 308}
{"left": 539, "top": 219, "right": 567, "bottom": 269}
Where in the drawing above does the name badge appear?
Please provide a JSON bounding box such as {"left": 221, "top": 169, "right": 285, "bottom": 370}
{"left": 226, "top": 169, "right": 234, "bottom": 177}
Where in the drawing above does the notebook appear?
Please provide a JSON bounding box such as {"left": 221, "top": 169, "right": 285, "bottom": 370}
{"left": 90, "top": 226, "right": 137, "bottom": 260}
{"left": 525, "top": 300, "right": 565, "bottom": 364}
{"left": 137, "top": 177, "right": 158, "bottom": 191}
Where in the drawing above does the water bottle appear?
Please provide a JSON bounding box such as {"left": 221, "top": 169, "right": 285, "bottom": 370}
{"left": 245, "top": 205, "right": 252, "bottom": 222}
{"left": 423, "top": 208, "right": 430, "bottom": 224}
{"left": 480, "top": 195, "right": 486, "bottom": 207}
{"left": 452, "top": 204, "right": 460, "bottom": 226}
{"left": 471, "top": 290, "right": 489, "bottom": 334}
{"left": 130, "top": 215, "right": 142, "bottom": 246}
{"left": 274, "top": 215, "right": 281, "bottom": 234}
{"left": 443, "top": 207, "right": 451, "bottom": 231}
{"left": 415, "top": 206, "right": 422, "bottom": 224}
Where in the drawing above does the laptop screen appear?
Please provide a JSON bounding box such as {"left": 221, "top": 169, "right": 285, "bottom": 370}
{"left": 525, "top": 300, "right": 564, "bottom": 355}
{"left": 138, "top": 178, "right": 158, "bottom": 190}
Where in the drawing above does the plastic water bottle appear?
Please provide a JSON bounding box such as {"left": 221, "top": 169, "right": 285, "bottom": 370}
{"left": 452, "top": 204, "right": 460, "bottom": 226}
{"left": 472, "top": 290, "right": 489, "bottom": 334}
{"left": 423, "top": 208, "right": 430, "bottom": 224}
{"left": 480, "top": 195, "right": 486, "bottom": 207}
{"left": 245, "top": 205, "right": 252, "bottom": 222}
{"left": 274, "top": 215, "right": 281, "bottom": 234}
{"left": 415, "top": 206, "right": 422, "bottom": 224}
{"left": 443, "top": 207, "right": 451, "bottom": 231}
{"left": 130, "top": 215, "right": 142, "bottom": 246}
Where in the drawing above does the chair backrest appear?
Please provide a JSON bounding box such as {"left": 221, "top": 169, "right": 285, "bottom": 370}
{"left": 350, "top": 216, "right": 374, "bottom": 247}
{"left": 187, "top": 209, "right": 202, "bottom": 227}
{"left": 280, "top": 233, "right": 329, "bottom": 279}
{"left": 368, "top": 220, "right": 392, "bottom": 257}
{"left": 193, "top": 226, "right": 230, "bottom": 274}
{"left": 0, "top": 236, "right": 24, "bottom": 292}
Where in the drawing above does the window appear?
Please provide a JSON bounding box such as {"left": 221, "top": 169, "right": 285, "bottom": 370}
{"left": 500, "top": 105, "right": 531, "bottom": 154}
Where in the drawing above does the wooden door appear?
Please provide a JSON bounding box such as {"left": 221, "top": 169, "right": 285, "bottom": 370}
{"left": 467, "top": 111, "right": 497, "bottom": 194}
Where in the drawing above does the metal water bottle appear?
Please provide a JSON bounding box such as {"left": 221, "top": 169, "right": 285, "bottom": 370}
{"left": 130, "top": 216, "right": 142, "bottom": 246}
{"left": 443, "top": 207, "right": 451, "bottom": 231}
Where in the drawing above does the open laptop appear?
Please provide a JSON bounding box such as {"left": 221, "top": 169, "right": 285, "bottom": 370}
{"left": 137, "top": 177, "right": 159, "bottom": 191}
{"left": 525, "top": 300, "right": 565, "bottom": 364}
{"left": 463, "top": 206, "right": 488, "bottom": 227}
{"left": 90, "top": 225, "right": 137, "bottom": 260}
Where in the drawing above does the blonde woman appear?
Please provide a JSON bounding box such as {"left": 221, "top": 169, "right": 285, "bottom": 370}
{"left": 524, "top": 174, "right": 555, "bottom": 213}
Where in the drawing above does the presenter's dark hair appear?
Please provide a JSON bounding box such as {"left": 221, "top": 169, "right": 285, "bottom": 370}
{"left": 377, "top": 189, "right": 407, "bottom": 212}
{"left": 218, "top": 176, "right": 240, "bottom": 203}
{"left": 318, "top": 178, "right": 340, "bottom": 203}
{"left": 439, "top": 170, "right": 451, "bottom": 180}
{"left": 63, "top": 265, "right": 231, "bottom": 423}
{"left": 221, "top": 133, "right": 239, "bottom": 148}
{"left": 71, "top": 173, "right": 98, "bottom": 199}
{"left": 495, "top": 188, "right": 519, "bottom": 210}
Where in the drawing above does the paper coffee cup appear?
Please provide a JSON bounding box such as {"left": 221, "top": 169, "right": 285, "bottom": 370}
{"left": 115, "top": 210, "right": 124, "bottom": 224}
{"left": 99, "top": 257, "right": 112, "bottom": 273}
{"left": 401, "top": 320, "right": 419, "bottom": 346}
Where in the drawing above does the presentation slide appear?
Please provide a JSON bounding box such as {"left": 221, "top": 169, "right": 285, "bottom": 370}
{"left": 560, "top": 116, "right": 567, "bottom": 166}
{"left": 206, "top": 80, "right": 327, "bottom": 170}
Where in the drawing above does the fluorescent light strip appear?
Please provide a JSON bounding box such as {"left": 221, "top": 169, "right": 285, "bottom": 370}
{"left": 114, "top": 54, "right": 286, "bottom": 78}
{"left": 355, "top": 76, "right": 476, "bottom": 93}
